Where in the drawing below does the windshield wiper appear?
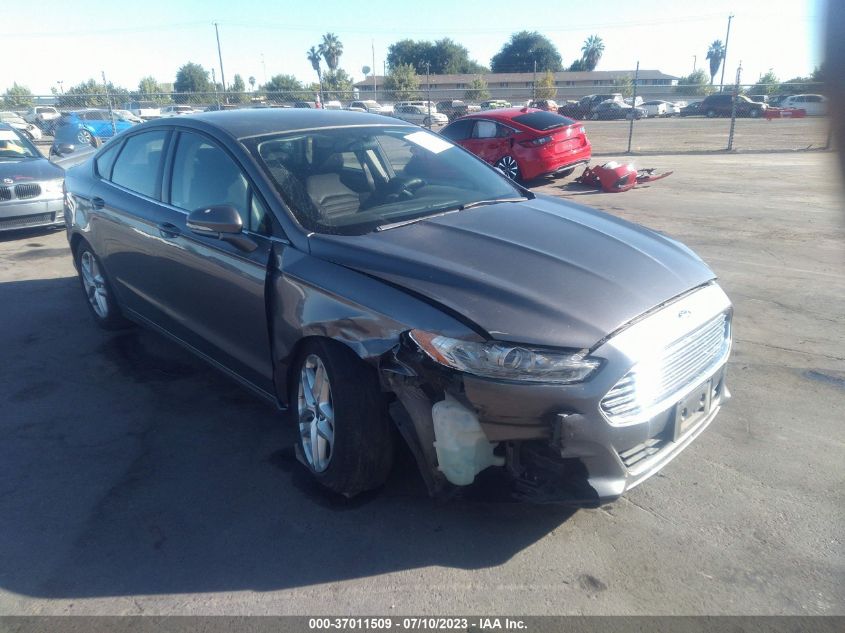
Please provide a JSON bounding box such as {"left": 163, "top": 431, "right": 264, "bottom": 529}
{"left": 376, "top": 208, "right": 461, "bottom": 231}
{"left": 457, "top": 196, "right": 529, "bottom": 211}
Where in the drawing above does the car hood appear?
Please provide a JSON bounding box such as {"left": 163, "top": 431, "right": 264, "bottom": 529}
{"left": 0, "top": 157, "right": 63, "bottom": 181}
{"left": 309, "top": 197, "right": 716, "bottom": 349}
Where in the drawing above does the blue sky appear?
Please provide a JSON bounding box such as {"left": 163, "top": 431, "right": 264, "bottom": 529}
{"left": 1, "top": 0, "right": 825, "bottom": 94}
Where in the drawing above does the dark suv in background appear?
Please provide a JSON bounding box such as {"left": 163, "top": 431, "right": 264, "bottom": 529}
{"left": 699, "top": 94, "right": 767, "bottom": 118}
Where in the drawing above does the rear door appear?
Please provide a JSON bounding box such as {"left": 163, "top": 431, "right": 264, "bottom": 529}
{"left": 464, "top": 119, "right": 508, "bottom": 164}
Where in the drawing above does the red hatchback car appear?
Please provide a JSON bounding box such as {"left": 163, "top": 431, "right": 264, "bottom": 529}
{"left": 440, "top": 108, "right": 591, "bottom": 182}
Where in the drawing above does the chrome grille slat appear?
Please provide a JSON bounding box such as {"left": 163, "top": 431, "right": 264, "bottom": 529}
{"left": 0, "top": 186, "right": 11, "bottom": 201}
{"left": 601, "top": 313, "right": 730, "bottom": 422}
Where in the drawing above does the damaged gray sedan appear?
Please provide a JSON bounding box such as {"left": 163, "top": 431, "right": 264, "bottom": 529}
{"left": 63, "top": 109, "right": 732, "bottom": 505}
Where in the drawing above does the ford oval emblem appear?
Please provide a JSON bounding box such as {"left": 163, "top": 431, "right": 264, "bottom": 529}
{"left": 678, "top": 309, "right": 692, "bottom": 319}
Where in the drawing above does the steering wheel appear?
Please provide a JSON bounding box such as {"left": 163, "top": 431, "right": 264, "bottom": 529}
{"left": 386, "top": 175, "right": 425, "bottom": 199}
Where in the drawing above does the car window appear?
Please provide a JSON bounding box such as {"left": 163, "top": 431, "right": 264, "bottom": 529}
{"left": 441, "top": 119, "right": 474, "bottom": 141}
{"left": 110, "top": 130, "right": 168, "bottom": 198}
{"left": 512, "top": 111, "right": 575, "bottom": 130}
{"left": 95, "top": 140, "right": 122, "bottom": 179}
{"left": 247, "top": 125, "right": 521, "bottom": 236}
{"left": 170, "top": 132, "right": 249, "bottom": 227}
{"left": 473, "top": 120, "right": 498, "bottom": 139}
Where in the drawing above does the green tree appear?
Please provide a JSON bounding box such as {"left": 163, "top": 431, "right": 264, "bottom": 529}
{"left": 228, "top": 73, "right": 248, "bottom": 103}
{"left": 535, "top": 70, "right": 557, "bottom": 99}
{"left": 137, "top": 76, "right": 171, "bottom": 104}
{"left": 2, "top": 83, "right": 34, "bottom": 108}
{"left": 307, "top": 46, "right": 323, "bottom": 91}
{"left": 248, "top": 76, "right": 256, "bottom": 91}
{"left": 780, "top": 75, "right": 816, "bottom": 95}
{"left": 612, "top": 74, "right": 634, "bottom": 97}
{"left": 319, "top": 33, "right": 344, "bottom": 71}
{"left": 706, "top": 40, "right": 725, "bottom": 85}
{"left": 263, "top": 74, "right": 306, "bottom": 102}
{"left": 387, "top": 38, "right": 487, "bottom": 75}
{"left": 580, "top": 35, "right": 605, "bottom": 71}
{"left": 750, "top": 71, "right": 780, "bottom": 96}
{"left": 174, "top": 62, "right": 212, "bottom": 103}
{"left": 491, "top": 31, "right": 562, "bottom": 73}
{"left": 384, "top": 64, "right": 420, "bottom": 101}
{"left": 59, "top": 79, "right": 129, "bottom": 107}
{"left": 322, "top": 69, "right": 354, "bottom": 101}
{"left": 674, "top": 69, "right": 714, "bottom": 96}
{"left": 464, "top": 76, "right": 490, "bottom": 101}
{"left": 568, "top": 59, "right": 587, "bottom": 72}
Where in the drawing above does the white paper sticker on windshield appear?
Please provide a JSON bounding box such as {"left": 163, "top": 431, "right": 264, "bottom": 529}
{"left": 404, "top": 130, "right": 453, "bottom": 154}
{"left": 0, "top": 130, "right": 19, "bottom": 141}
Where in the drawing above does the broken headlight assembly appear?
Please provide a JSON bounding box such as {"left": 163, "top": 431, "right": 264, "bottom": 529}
{"left": 409, "top": 330, "right": 601, "bottom": 384}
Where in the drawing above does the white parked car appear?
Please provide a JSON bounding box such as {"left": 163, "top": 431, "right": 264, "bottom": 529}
{"left": 348, "top": 100, "right": 385, "bottom": 114}
{"left": 23, "top": 106, "right": 59, "bottom": 130}
{"left": 323, "top": 100, "right": 343, "bottom": 110}
{"left": 160, "top": 105, "right": 198, "bottom": 117}
{"left": 121, "top": 101, "right": 162, "bottom": 120}
{"left": 112, "top": 109, "right": 143, "bottom": 124}
{"left": 779, "top": 94, "right": 827, "bottom": 116}
{"left": 0, "top": 111, "right": 42, "bottom": 140}
{"left": 641, "top": 100, "right": 681, "bottom": 117}
{"left": 391, "top": 104, "right": 448, "bottom": 126}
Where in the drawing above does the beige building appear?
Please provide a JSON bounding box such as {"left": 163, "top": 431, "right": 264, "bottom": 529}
{"left": 354, "top": 69, "right": 679, "bottom": 102}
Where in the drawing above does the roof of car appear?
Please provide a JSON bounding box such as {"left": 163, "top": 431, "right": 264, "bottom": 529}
{"left": 184, "top": 108, "right": 414, "bottom": 139}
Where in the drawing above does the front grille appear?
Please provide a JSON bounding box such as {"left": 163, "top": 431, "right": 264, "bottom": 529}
{"left": 0, "top": 213, "right": 56, "bottom": 229}
{"left": 0, "top": 186, "right": 11, "bottom": 201}
{"left": 601, "top": 313, "right": 730, "bottom": 423}
{"left": 14, "top": 183, "right": 41, "bottom": 199}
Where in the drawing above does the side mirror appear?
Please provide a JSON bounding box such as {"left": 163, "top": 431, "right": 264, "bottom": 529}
{"left": 187, "top": 205, "right": 257, "bottom": 252}
{"left": 53, "top": 143, "right": 76, "bottom": 156}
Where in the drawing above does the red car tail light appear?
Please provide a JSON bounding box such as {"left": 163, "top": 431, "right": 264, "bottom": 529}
{"left": 521, "top": 135, "right": 553, "bottom": 147}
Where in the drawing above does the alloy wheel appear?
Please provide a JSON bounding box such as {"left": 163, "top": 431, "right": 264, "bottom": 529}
{"left": 496, "top": 156, "right": 520, "bottom": 181}
{"left": 298, "top": 354, "right": 335, "bottom": 472}
{"left": 77, "top": 129, "right": 93, "bottom": 145}
{"left": 80, "top": 250, "right": 109, "bottom": 319}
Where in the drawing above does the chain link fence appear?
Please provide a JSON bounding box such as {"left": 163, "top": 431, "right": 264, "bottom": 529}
{"left": 5, "top": 79, "right": 831, "bottom": 157}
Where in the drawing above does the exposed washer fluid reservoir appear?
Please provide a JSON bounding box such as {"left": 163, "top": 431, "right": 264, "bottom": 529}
{"left": 432, "top": 394, "right": 504, "bottom": 486}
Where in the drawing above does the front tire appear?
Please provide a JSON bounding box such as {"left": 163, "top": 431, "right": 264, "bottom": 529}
{"left": 75, "top": 242, "right": 130, "bottom": 330}
{"left": 706, "top": 109, "right": 717, "bottom": 118}
{"left": 292, "top": 339, "right": 394, "bottom": 497}
{"left": 495, "top": 155, "right": 521, "bottom": 182}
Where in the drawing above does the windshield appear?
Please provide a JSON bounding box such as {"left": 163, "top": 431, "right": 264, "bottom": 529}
{"left": 0, "top": 128, "right": 39, "bottom": 159}
{"left": 246, "top": 125, "right": 524, "bottom": 236}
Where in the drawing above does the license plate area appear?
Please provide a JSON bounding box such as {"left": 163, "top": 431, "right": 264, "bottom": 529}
{"left": 673, "top": 379, "right": 712, "bottom": 440}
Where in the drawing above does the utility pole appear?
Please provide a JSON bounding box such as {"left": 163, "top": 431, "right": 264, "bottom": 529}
{"left": 372, "top": 41, "right": 377, "bottom": 102}
{"left": 692, "top": 55, "right": 697, "bottom": 73}
{"left": 426, "top": 62, "right": 431, "bottom": 128}
{"left": 532, "top": 59, "right": 537, "bottom": 101}
{"left": 719, "top": 13, "right": 734, "bottom": 93}
{"left": 214, "top": 22, "right": 227, "bottom": 93}
{"left": 261, "top": 53, "right": 267, "bottom": 84}
{"left": 727, "top": 62, "right": 742, "bottom": 150}
{"left": 626, "top": 62, "right": 640, "bottom": 154}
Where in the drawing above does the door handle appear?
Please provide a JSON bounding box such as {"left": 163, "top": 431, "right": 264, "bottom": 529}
{"left": 91, "top": 197, "right": 105, "bottom": 209}
{"left": 157, "top": 222, "right": 181, "bottom": 238}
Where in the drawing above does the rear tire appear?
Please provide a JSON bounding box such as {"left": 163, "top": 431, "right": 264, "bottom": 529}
{"left": 750, "top": 108, "right": 761, "bottom": 118}
{"left": 706, "top": 109, "right": 717, "bottom": 118}
{"left": 292, "top": 339, "right": 394, "bottom": 497}
{"left": 495, "top": 155, "right": 521, "bottom": 182}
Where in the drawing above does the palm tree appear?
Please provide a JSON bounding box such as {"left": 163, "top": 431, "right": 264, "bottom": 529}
{"left": 706, "top": 40, "right": 725, "bottom": 85}
{"left": 307, "top": 46, "right": 323, "bottom": 85}
{"left": 581, "top": 35, "right": 605, "bottom": 71}
{"left": 319, "top": 33, "right": 343, "bottom": 71}
{"left": 248, "top": 76, "right": 256, "bottom": 91}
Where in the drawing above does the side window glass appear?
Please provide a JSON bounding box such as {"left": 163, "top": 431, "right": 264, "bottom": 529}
{"left": 249, "top": 192, "right": 273, "bottom": 236}
{"left": 110, "top": 130, "right": 167, "bottom": 198}
{"left": 441, "top": 119, "right": 473, "bottom": 141}
{"left": 473, "top": 121, "right": 498, "bottom": 139}
{"left": 170, "top": 132, "right": 249, "bottom": 228}
{"left": 95, "top": 141, "right": 122, "bottom": 179}
{"left": 496, "top": 124, "right": 514, "bottom": 138}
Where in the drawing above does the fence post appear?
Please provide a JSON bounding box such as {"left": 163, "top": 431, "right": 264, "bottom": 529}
{"left": 102, "top": 70, "right": 116, "bottom": 136}
{"left": 727, "top": 63, "right": 742, "bottom": 151}
{"left": 626, "top": 61, "right": 639, "bottom": 154}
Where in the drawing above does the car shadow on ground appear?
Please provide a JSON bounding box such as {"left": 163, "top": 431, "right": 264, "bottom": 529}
{"left": 0, "top": 275, "right": 575, "bottom": 599}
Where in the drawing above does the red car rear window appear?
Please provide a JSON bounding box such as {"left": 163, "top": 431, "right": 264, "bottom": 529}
{"left": 512, "top": 111, "right": 576, "bottom": 131}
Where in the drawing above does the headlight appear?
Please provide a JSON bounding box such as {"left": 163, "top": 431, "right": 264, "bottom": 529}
{"left": 43, "top": 179, "right": 64, "bottom": 195}
{"left": 409, "top": 329, "right": 600, "bottom": 384}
